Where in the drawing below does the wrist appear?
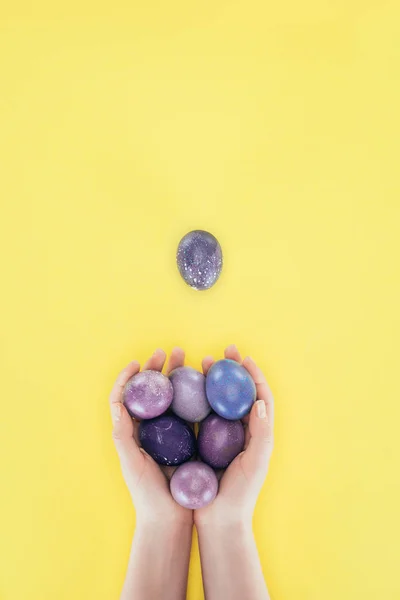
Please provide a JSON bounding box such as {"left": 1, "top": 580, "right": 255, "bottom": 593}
{"left": 135, "top": 516, "right": 192, "bottom": 536}
{"left": 196, "top": 514, "right": 253, "bottom": 539}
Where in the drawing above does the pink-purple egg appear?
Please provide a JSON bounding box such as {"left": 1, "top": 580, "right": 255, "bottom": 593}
{"left": 198, "top": 414, "right": 245, "bottom": 468}
{"left": 170, "top": 462, "right": 218, "bottom": 509}
{"left": 169, "top": 366, "right": 211, "bottom": 422}
{"left": 123, "top": 370, "right": 173, "bottom": 419}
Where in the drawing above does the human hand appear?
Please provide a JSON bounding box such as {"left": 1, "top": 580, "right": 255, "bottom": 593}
{"left": 109, "top": 347, "right": 192, "bottom": 527}
{"left": 195, "top": 345, "right": 274, "bottom": 529}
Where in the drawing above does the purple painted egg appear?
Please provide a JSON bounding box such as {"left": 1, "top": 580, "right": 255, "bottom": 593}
{"left": 169, "top": 366, "right": 211, "bottom": 422}
{"left": 206, "top": 359, "right": 256, "bottom": 420}
{"left": 198, "top": 413, "right": 245, "bottom": 468}
{"left": 139, "top": 414, "right": 196, "bottom": 466}
{"left": 176, "top": 230, "right": 223, "bottom": 291}
{"left": 123, "top": 370, "right": 173, "bottom": 420}
{"left": 170, "top": 462, "right": 218, "bottom": 509}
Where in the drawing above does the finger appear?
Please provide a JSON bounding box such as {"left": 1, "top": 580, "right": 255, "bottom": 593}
{"left": 143, "top": 348, "right": 167, "bottom": 372}
{"left": 109, "top": 361, "right": 140, "bottom": 406}
{"left": 242, "top": 356, "right": 274, "bottom": 427}
{"left": 166, "top": 347, "right": 185, "bottom": 375}
{"left": 241, "top": 399, "right": 273, "bottom": 478}
{"left": 111, "top": 402, "right": 143, "bottom": 470}
{"left": 224, "top": 344, "right": 242, "bottom": 363}
{"left": 202, "top": 356, "right": 214, "bottom": 376}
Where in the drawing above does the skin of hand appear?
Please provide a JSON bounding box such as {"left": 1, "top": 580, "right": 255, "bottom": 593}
{"left": 110, "top": 348, "right": 193, "bottom": 600}
{"left": 195, "top": 344, "right": 274, "bottom": 529}
{"left": 195, "top": 344, "right": 274, "bottom": 600}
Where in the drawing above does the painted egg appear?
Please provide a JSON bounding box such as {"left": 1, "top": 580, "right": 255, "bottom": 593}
{"left": 139, "top": 414, "right": 196, "bottom": 466}
{"left": 176, "top": 230, "right": 223, "bottom": 290}
{"left": 169, "top": 366, "right": 211, "bottom": 422}
{"left": 170, "top": 462, "right": 218, "bottom": 509}
{"left": 198, "top": 413, "right": 245, "bottom": 469}
{"left": 123, "top": 370, "right": 173, "bottom": 419}
{"left": 206, "top": 359, "right": 256, "bottom": 420}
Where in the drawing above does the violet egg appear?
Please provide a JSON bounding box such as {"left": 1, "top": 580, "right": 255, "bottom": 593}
{"left": 170, "top": 462, "right": 218, "bottom": 509}
{"left": 206, "top": 359, "right": 256, "bottom": 420}
{"left": 169, "top": 366, "right": 211, "bottom": 422}
{"left": 123, "top": 370, "right": 173, "bottom": 420}
{"left": 198, "top": 413, "right": 245, "bottom": 469}
{"left": 139, "top": 414, "right": 196, "bottom": 466}
{"left": 176, "top": 230, "right": 223, "bottom": 291}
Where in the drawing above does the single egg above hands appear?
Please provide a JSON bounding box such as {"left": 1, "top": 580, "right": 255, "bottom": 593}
{"left": 123, "top": 370, "right": 173, "bottom": 419}
{"left": 139, "top": 414, "right": 196, "bottom": 466}
{"left": 198, "top": 413, "right": 245, "bottom": 469}
{"left": 176, "top": 230, "right": 223, "bottom": 291}
{"left": 170, "top": 462, "right": 218, "bottom": 509}
{"left": 169, "top": 366, "right": 211, "bottom": 422}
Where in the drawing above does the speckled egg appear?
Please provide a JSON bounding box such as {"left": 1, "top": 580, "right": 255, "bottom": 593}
{"left": 176, "top": 230, "right": 223, "bottom": 290}
{"left": 198, "top": 413, "right": 245, "bottom": 468}
{"left": 206, "top": 359, "right": 256, "bottom": 420}
{"left": 139, "top": 414, "right": 196, "bottom": 466}
{"left": 169, "top": 366, "right": 211, "bottom": 422}
{"left": 170, "top": 462, "right": 218, "bottom": 509}
{"left": 123, "top": 370, "right": 173, "bottom": 420}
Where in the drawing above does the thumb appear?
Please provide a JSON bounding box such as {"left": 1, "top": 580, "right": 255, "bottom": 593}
{"left": 111, "top": 402, "right": 143, "bottom": 472}
{"left": 241, "top": 400, "right": 273, "bottom": 478}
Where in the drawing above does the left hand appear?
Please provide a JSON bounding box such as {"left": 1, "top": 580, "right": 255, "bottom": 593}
{"left": 109, "top": 347, "right": 192, "bottom": 527}
{"left": 194, "top": 345, "right": 274, "bottom": 529}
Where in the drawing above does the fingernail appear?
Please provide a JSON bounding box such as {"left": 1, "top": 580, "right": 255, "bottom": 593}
{"left": 256, "top": 400, "right": 266, "bottom": 419}
{"left": 111, "top": 403, "right": 122, "bottom": 423}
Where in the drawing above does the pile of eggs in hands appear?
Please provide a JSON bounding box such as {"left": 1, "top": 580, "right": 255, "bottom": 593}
{"left": 123, "top": 359, "right": 256, "bottom": 509}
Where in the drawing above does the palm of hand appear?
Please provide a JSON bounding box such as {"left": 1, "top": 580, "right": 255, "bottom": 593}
{"left": 110, "top": 345, "right": 273, "bottom": 528}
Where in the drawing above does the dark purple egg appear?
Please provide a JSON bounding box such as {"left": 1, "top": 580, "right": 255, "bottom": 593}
{"left": 170, "top": 462, "right": 218, "bottom": 509}
{"left": 139, "top": 414, "right": 196, "bottom": 466}
{"left": 169, "top": 366, "right": 211, "bottom": 422}
{"left": 123, "top": 370, "right": 173, "bottom": 420}
{"left": 176, "top": 230, "right": 223, "bottom": 291}
{"left": 198, "top": 414, "right": 245, "bottom": 469}
{"left": 206, "top": 359, "right": 256, "bottom": 420}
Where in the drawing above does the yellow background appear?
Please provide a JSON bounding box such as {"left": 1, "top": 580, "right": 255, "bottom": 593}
{"left": 1, "top": 1, "right": 399, "bottom": 598}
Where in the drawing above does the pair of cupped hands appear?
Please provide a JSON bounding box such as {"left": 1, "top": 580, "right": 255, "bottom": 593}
{"left": 110, "top": 344, "right": 274, "bottom": 528}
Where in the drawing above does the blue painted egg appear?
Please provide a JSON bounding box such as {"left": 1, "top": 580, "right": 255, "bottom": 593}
{"left": 205, "top": 359, "right": 256, "bottom": 420}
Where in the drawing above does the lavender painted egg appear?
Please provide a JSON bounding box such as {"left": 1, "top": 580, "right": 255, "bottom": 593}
{"left": 206, "top": 359, "right": 256, "bottom": 420}
{"left": 169, "top": 366, "right": 211, "bottom": 422}
{"left": 139, "top": 414, "right": 196, "bottom": 466}
{"left": 198, "top": 414, "right": 245, "bottom": 469}
{"left": 176, "top": 230, "right": 223, "bottom": 291}
{"left": 170, "top": 462, "right": 218, "bottom": 509}
{"left": 123, "top": 370, "right": 173, "bottom": 420}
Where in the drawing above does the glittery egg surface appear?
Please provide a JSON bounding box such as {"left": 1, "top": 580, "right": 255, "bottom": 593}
{"left": 139, "top": 414, "right": 196, "bottom": 466}
{"left": 169, "top": 366, "right": 211, "bottom": 422}
{"left": 176, "top": 230, "right": 223, "bottom": 290}
{"left": 198, "top": 413, "right": 245, "bottom": 468}
{"left": 170, "top": 461, "right": 218, "bottom": 509}
{"left": 206, "top": 359, "right": 256, "bottom": 420}
{"left": 123, "top": 370, "right": 173, "bottom": 419}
